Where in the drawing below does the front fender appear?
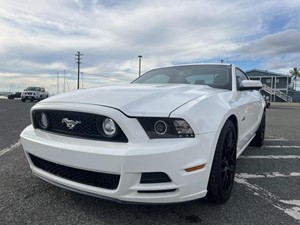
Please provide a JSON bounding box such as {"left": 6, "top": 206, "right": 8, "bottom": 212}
{"left": 169, "top": 92, "right": 237, "bottom": 135}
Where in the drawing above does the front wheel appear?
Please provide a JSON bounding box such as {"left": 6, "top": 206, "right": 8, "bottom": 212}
{"left": 207, "top": 120, "right": 237, "bottom": 203}
{"left": 21, "top": 98, "right": 25, "bottom": 102}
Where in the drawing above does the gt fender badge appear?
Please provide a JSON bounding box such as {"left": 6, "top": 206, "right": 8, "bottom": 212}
{"left": 62, "top": 118, "right": 81, "bottom": 130}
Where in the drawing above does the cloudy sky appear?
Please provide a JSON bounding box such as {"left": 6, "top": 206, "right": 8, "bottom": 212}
{"left": 0, "top": 0, "right": 300, "bottom": 94}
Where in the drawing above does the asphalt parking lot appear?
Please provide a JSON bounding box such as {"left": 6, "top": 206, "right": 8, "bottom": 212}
{"left": 1, "top": 99, "right": 300, "bottom": 225}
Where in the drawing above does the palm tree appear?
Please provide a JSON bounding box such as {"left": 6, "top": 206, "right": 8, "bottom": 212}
{"left": 290, "top": 68, "right": 300, "bottom": 90}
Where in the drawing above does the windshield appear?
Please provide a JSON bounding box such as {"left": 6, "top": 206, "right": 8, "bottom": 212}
{"left": 133, "top": 65, "right": 232, "bottom": 90}
{"left": 25, "top": 87, "right": 41, "bottom": 91}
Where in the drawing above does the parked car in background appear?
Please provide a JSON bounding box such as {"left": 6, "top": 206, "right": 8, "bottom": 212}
{"left": 8, "top": 92, "right": 21, "bottom": 99}
{"left": 21, "top": 64, "right": 266, "bottom": 204}
{"left": 21, "top": 87, "right": 49, "bottom": 102}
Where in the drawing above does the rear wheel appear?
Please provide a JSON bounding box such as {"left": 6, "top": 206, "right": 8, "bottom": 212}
{"left": 250, "top": 111, "right": 265, "bottom": 147}
{"left": 207, "top": 120, "right": 237, "bottom": 203}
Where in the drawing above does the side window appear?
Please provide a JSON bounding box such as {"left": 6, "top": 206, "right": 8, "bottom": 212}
{"left": 236, "top": 69, "right": 248, "bottom": 89}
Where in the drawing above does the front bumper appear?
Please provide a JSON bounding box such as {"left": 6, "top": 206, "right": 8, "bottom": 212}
{"left": 22, "top": 95, "right": 39, "bottom": 100}
{"left": 21, "top": 125, "right": 218, "bottom": 203}
{"left": 20, "top": 103, "right": 218, "bottom": 203}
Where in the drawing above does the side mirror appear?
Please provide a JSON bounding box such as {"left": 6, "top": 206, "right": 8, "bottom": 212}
{"left": 239, "top": 80, "right": 262, "bottom": 91}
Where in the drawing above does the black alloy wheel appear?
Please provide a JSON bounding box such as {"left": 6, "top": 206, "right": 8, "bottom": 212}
{"left": 207, "top": 120, "right": 237, "bottom": 203}
{"left": 250, "top": 111, "right": 266, "bottom": 147}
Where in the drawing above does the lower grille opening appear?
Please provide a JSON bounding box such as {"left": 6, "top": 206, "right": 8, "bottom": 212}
{"left": 29, "top": 153, "right": 120, "bottom": 190}
{"left": 137, "top": 189, "right": 177, "bottom": 193}
{"left": 140, "top": 172, "right": 172, "bottom": 184}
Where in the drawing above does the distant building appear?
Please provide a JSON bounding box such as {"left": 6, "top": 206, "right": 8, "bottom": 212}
{"left": 246, "top": 69, "right": 293, "bottom": 102}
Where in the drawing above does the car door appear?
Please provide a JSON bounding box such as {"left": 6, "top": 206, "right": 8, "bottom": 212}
{"left": 41, "top": 88, "right": 45, "bottom": 98}
{"left": 234, "top": 68, "right": 261, "bottom": 152}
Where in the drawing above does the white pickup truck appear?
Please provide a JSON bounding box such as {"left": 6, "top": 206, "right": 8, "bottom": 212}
{"left": 21, "top": 87, "right": 49, "bottom": 102}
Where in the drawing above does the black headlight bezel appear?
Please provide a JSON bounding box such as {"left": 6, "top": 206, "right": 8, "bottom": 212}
{"left": 138, "top": 117, "right": 195, "bottom": 139}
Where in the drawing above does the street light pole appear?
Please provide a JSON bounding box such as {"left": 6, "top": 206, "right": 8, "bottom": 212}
{"left": 138, "top": 55, "right": 142, "bottom": 77}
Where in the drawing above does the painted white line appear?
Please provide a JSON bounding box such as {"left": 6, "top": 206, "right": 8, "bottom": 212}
{"left": 278, "top": 201, "right": 300, "bottom": 220}
{"left": 0, "top": 140, "right": 21, "bottom": 157}
{"left": 235, "top": 175, "right": 300, "bottom": 221}
{"left": 236, "top": 172, "right": 300, "bottom": 179}
{"left": 266, "top": 136, "right": 287, "bottom": 139}
{"left": 240, "top": 155, "right": 300, "bottom": 159}
{"left": 263, "top": 145, "right": 300, "bottom": 149}
{"left": 265, "top": 139, "right": 289, "bottom": 141}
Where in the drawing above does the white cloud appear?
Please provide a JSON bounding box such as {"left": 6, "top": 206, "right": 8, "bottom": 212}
{"left": 0, "top": 0, "right": 300, "bottom": 94}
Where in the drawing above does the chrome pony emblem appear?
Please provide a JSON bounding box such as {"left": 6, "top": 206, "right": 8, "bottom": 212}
{"left": 62, "top": 118, "right": 81, "bottom": 130}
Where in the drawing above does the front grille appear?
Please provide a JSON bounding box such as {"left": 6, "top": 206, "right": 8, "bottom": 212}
{"left": 29, "top": 153, "right": 120, "bottom": 190}
{"left": 33, "top": 110, "right": 128, "bottom": 142}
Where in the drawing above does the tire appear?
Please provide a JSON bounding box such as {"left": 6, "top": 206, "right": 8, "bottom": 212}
{"left": 207, "top": 120, "right": 237, "bottom": 203}
{"left": 21, "top": 98, "right": 25, "bottom": 102}
{"left": 250, "top": 111, "right": 265, "bottom": 147}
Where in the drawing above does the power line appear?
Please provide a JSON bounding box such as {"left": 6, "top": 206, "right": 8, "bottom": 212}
{"left": 75, "top": 51, "right": 83, "bottom": 89}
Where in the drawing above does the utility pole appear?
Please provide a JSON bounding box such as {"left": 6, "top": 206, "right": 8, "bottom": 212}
{"left": 75, "top": 51, "right": 83, "bottom": 89}
{"left": 138, "top": 55, "right": 142, "bottom": 77}
{"left": 57, "top": 72, "right": 59, "bottom": 94}
{"left": 64, "top": 70, "right": 66, "bottom": 92}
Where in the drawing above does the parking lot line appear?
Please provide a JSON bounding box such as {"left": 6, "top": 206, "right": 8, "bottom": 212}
{"left": 240, "top": 155, "right": 300, "bottom": 159}
{"left": 235, "top": 175, "right": 300, "bottom": 221}
{"left": 236, "top": 172, "right": 300, "bottom": 179}
{"left": 263, "top": 145, "right": 300, "bottom": 149}
{"left": 265, "top": 138, "right": 289, "bottom": 141}
{"left": 0, "top": 140, "right": 21, "bottom": 157}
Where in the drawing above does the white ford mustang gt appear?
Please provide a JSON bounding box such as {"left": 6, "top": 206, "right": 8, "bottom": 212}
{"left": 20, "top": 64, "right": 266, "bottom": 204}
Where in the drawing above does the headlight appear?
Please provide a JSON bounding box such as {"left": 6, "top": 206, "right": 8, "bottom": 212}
{"left": 97, "top": 117, "right": 118, "bottom": 138}
{"left": 36, "top": 112, "right": 49, "bottom": 129}
{"left": 172, "top": 119, "right": 194, "bottom": 135}
{"left": 138, "top": 117, "right": 194, "bottom": 139}
{"left": 154, "top": 120, "right": 167, "bottom": 135}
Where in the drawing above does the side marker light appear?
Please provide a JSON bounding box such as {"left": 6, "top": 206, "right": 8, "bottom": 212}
{"left": 184, "top": 164, "right": 206, "bottom": 172}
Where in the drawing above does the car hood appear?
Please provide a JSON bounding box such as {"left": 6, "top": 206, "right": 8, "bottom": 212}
{"left": 41, "top": 84, "right": 227, "bottom": 117}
